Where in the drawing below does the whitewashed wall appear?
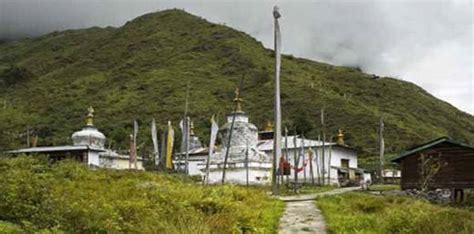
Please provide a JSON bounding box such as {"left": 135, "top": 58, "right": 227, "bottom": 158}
{"left": 88, "top": 151, "right": 100, "bottom": 166}
{"left": 264, "top": 145, "right": 359, "bottom": 186}
{"left": 205, "top": 166, "right": 272, "bottom": 185}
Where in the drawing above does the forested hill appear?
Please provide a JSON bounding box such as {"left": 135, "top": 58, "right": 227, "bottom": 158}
{"left": 0, "top": 9, "right": 473, "bottom": 164}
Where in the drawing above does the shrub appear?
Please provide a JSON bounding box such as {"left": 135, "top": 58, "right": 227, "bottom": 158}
{"left": 0, "top": 156, "right": 284, "bottom": 233}
{"left": 318, "top": 192, "right": 474, "bottom": 234}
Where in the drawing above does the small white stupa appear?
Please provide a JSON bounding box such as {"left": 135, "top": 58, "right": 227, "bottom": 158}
{"left": 188, "top": 121, "right": 203, "bottom": 150}
{"left": 71, "top": 107, "right": 143, "bottom": 170}
{"left": 71, "top": 107, "right": 106, "bottom": 149}
{"left": 205, "top": 88, "right": 271, "bottom": 184}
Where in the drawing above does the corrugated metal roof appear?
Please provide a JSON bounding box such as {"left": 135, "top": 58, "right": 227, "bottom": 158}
{"left": 257, "top": 135, "right": 336, "bottom": 151}
{"left": 6, "top": 145, "right": 105, "bottom": 154}
{"left": 391, "top": 137, "right": 474, "bottom": 163}
{"left": 176, "top": 147, "right": 208, "bottom": 156}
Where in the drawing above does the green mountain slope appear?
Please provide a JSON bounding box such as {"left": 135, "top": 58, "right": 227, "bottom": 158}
{"left": 1, "top": 9, "right": 473, "bottom": 164}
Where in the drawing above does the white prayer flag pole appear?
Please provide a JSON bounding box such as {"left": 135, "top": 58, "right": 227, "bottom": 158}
{"left": 379, "top": 116, "right": 385, "bottom": 183}
{"left": 151, "top": 118, "right": 159, "bottom": 167}
{"left": 272, "top": 5, "right": 282, "bottom": 195}
{"left": 133, "top": 120, "right": 139, "bottom": 169}
{"left": 204, "top": 115, "right": 219, "bottom": 185}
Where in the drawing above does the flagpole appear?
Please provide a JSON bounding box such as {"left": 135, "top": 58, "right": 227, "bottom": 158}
{"left": 317, "top": 133, "right": 321, "bottom": 185}
{"left": 321, "top": 109, "right": 325, "bottom": 185}
{"left": 302, "top": 134, "right": 306, "bottom": 184}
{"left": 160, "top": 131, "right": 166, "bottom": 169}
{"left": 184, "top": 82, "right": 190, "bottom": 174}
{"left": 293, "top": 129, "right": 298, "bottom": 192}
{"left": 129, "top": 134, "right": 133, "bottom": 169}
{"left": 379, "top": 116, "right": 385, "bottom": 183}
{"left": 246, "top": 140, "right": 249, "bottom": 187}
{"left": 204, "top": 115, "right": 218, "bottom": 185}
{"left": 328, "top": 135, "right": 333, "bottom": 185}
{"left": 309, "top": 147, "right": 315, "bottom": 186}
{"left": 222, "top": 77, "right": 245, "bottom": 184}
{"left": 151, "top": 118, "right": 160, "bottom": 168}
{"left": 165, "top": 121, "right": 174, "bottom": 170}
{"left": 284, "top": 127, "right": 290, "bottom": 185}
{"left": 133, "top": 120, "right": 138, "bottom": 169}
{"left": 272, "top": 5, "right": 282, "bottom": 195}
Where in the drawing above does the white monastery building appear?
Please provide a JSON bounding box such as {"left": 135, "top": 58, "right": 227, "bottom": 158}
{"left": 183, "top": 92, "right": 370, "bottom": 186}
{"left": 7, "top": 107, "right": 143, "bottom": 170}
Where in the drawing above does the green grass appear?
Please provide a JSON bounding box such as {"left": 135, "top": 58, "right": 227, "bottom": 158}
{"left": 0, "top": 156, "right": 284, "bottom": 233}
{"left": 0, "top": 9, "right": 473, "bottom": 167}
{"left": 317, "top": 192, "right": 474, "bottom": 234}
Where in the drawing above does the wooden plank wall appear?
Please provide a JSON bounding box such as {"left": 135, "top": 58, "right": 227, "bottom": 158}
{"left": 400, "top": 142, "right": 474, "bottom": 189}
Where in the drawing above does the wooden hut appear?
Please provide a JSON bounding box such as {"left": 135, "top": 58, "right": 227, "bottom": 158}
{"left": 392, "top": 137, "right": 474, "bottom": 191}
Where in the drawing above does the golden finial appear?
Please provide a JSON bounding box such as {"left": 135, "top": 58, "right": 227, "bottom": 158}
{"left": 86, "top": 106, "right": 94, "bottom": 126}
{"left": 264, "top": 120, "right": 274, "bottom": 132}
{"left": 233, "top": 87, "right": 243, "bottom": 112}
{"left": 336, "top": 129, "right": 344, "bottom": 145}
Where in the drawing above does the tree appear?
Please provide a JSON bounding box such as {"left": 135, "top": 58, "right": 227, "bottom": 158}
{"left": 418, "top": 153, "right": 446, "bottom": 191}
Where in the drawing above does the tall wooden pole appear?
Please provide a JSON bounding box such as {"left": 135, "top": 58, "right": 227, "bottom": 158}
{"left": 285, "top": 127, "right": 290, "bottom": 185}
{"left": 309, "top": 147, "right": 315, "bottom": 186}
{"left": 129, "top": 134, "right": 133, "bottom": 169}
{"left": 246, "top": 140, "right": 249, "bottom": 187}
{"left": 321, "top": 109, "right": 326, "bottom": 186}
{"left": 272, "top": 5, "right": 282, "bottom": 195}
{"left": 302, "top": 135, "right": 306, "bottom": 183}
{"left": 222, "top": 77, "right": 245, "bottom": 184}
{"left": 26, "top": 126, "right": 30, "bottom": 147}
{"left": 183, "top": 81, "right": 190, "bottom": 174}
{"left": 133, "top": 120, "right": 138, "bottom": 169}
{"left": 205, "top": 115, "right": 218, "bottom": 185}
{"left": 317, "top": 134, "right": 321, "bottom": 185}
{"left": 151, "top": 119, "right": 159, "bottom": 168}
{"left": 379, "top": 116, "right": 385, "bottom": 183}
{"left": 293, "top": 130, "right": 298, "bottom": 192}
{"left": 327, "top": 135, "right": 333, "bottom": 185}
{"left": 160, "top": 131, "right": 166, "bottom": 168}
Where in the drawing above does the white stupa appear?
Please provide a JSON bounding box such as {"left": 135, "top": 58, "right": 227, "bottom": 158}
{"left": 71, "top": 107, "right": 106, "bottom": 149}
{"left": 205, "top": 88, "right": 271, "bottom": 184}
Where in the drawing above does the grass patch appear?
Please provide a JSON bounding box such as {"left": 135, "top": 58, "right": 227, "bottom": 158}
{"left": 317, "top": 192, "right": 474, "bottom": 234}
{"left": 0, "top": 156, "right": 284, "bottom": 233}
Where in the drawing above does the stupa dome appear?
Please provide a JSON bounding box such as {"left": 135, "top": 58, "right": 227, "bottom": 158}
{"left": 71, "top": 107, "right": 106, "bottom": 149}
{"left": 219, "top": 88, "right": 261, "bottom": 160}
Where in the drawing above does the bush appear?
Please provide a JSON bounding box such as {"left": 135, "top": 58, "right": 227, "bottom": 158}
{"left": 0, "top": 156, "right": 284, "bottom": 233}
{"left": 318, "top": 192, "right": 474, "bottom": 234}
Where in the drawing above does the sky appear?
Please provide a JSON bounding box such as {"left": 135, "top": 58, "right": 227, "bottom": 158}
{"left": 1, "top": 0, "right": 472, "bottom": 114}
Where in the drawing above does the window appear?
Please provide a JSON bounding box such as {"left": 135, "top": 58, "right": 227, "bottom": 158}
{"left": 341, "top": 159, "right": 349, "bottom": 168}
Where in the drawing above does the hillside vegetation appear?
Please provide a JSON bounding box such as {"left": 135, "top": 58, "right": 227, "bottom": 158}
{"left": 0, "top": 156, "right": 283, "bottom": 233}
{"left": 1, "top": 9, "right": 473, "bottom": 164}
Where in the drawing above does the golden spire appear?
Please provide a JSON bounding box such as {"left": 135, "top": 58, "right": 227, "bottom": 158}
{"left": 264, "top": 120, "right": 274, "bottom": 132}
{"left": 233, "top": 87, "right": 243, "bottom": 112}
{"left": 336, "top": 129, "right": 344, "bottom": 145}
{"left": 86, "top": 106, "right": 94, "bottom": 126}
{"left": 190, "top": 121, "right": 195, "bottom": 136}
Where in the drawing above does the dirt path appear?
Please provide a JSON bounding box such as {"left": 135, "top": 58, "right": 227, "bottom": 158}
{"left": 277, "top": 187, "right": 360, "bottom": 233}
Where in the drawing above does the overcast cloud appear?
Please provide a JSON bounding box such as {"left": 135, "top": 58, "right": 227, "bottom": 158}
{"left": 1, "top": 0, "right": 472, "bottom": 114}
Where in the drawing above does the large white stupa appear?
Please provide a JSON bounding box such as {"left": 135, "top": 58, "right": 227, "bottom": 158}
{"left": 205, "top": 89, "right": 271, "bottom": 184}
